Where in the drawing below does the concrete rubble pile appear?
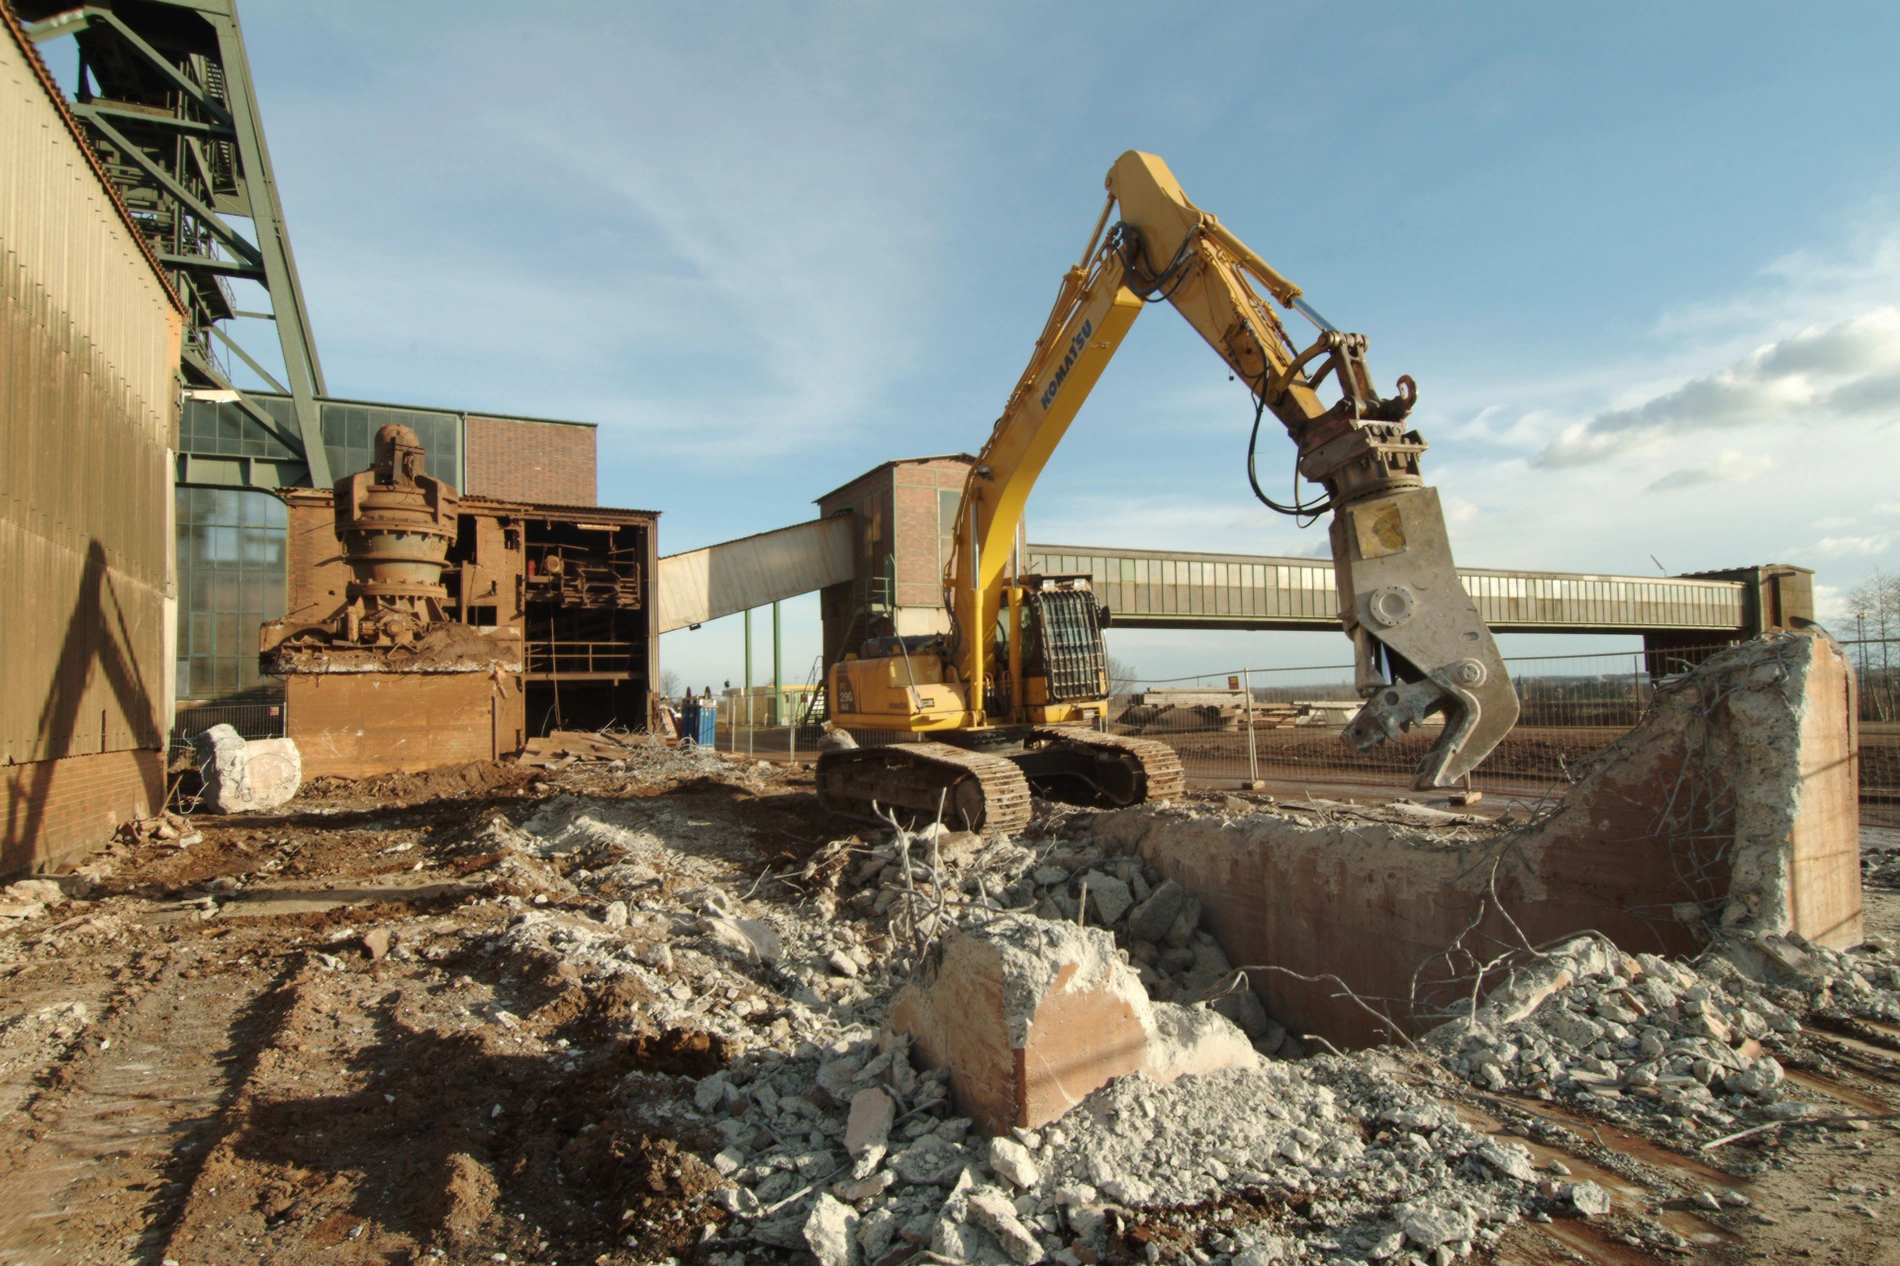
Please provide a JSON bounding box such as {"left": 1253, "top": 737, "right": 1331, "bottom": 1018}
{"left": 1863, "top": 846, "right": 1900, "bottom": 890}
{"left": 698, "top": 1040, "right": 1556, "bottom": 1266}
{"left": 543, "top": 736, "right": 784, "bottom": 796}
{"left": 1429, "top": 927, "right": 1900, "bottom": 1150}
{"left": 823, "top": 809, "right": 1294, "bottom": 1055}
{"left": 438, "top": 783, "right": 1651, "bottom": 1266}
{"left": 0, "top": 866, "right": 111, "bottom": 922}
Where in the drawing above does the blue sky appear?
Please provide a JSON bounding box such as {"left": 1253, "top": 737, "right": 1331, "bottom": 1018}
{"left": 75, "top": 2, "right": 1900, "bottom": 686}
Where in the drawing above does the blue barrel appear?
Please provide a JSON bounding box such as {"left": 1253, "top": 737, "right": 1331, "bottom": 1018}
{"left": 680, "top": 699, "right": 717, "bottom": 746}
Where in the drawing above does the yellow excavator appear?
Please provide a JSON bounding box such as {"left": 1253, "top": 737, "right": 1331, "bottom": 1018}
{"left": 817, "top": 151, "right": 1518, "bottom": 835}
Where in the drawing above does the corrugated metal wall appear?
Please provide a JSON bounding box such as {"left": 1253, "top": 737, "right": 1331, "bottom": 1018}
{"left": 1, "top": 26, "right": 181, "bottom": 764}
{"left": 657, "top": 518, "right": 855, "bottom": 633}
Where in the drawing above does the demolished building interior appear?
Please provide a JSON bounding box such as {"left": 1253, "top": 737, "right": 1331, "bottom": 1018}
{"left": 3, "top": 3, "right": 1897, "bottom": 1265}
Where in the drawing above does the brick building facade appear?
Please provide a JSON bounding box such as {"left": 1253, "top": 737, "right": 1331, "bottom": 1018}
{"left": 466, "top": 415, "right": 598, "bottom": 506}
{"left": 815, "top": 454, "right": 974, "bottom": 667}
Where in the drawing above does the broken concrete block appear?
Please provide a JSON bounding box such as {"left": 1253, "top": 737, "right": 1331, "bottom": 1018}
{"left": 1126, "top": 879, "right": 1186, "bottom": 942}
{"left": 1144, "top": 1004, "right": 1260, "bottom": 1083}
{"left": 1234, "top": 1239, "right": 1296, "bottom": 1266}
{"left": 834, "top": 1169, "right": 896, "bottom": 1203}
{"left": 1475, "top": 1139, "right": 1538, "bottom": 1183}
{"left": 967, "top": 1189, "right": 1042, "bottom": 1265}
{"left": 193, "top": 725, "right": 302, "bottom": 813}
{"left": 844, "top": 1087, "right": 894, "bottom": 1163}
{"left": 856, "top": 1207, "right": 899, "bottom": 1260}
{"left": 931, "top": 1170, "right": 1011, "bottom": 1266}
{"left": 1563, "top": 1181, "right": 1613, "bottom": 1216}
{"left": 1079, "top": 870, "right": 1132, "bottom": 925}
{"left": 1397, "top": 1201, "right": 1475, "bottom": 1249}
{"left": 987, "top": 1135, "right": 1040, "bottom": 1190}
{"left": 699, "top": 914, "right": 782, "bottom": 962}
{"left": 803, "top": 1192, "right": 859, "bottom": 1266}
{"left": 3, "top": 879, "right": 65, "bottom": 907}
{"left": 695, "top": 1070, "right": 732, "bottom": 1112}
{"left": 885, "top": 915, "right": 1257, "bottom": 1134}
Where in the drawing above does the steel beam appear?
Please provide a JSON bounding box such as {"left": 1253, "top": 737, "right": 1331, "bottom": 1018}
{"left": 157, "top": 251, "right": 266, "bottom": 280}
{"left": 208, "top": 3, "right": 328, "bottom": 487}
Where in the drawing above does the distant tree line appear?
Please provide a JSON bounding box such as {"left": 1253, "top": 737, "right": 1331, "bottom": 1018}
{"left": 1848, "top": 570, "right": 1900, "bottom": 723}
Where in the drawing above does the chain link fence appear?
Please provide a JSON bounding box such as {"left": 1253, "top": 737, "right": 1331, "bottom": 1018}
{"left": 1111, "top": 638, "right": 1897, "bottom": 803}
{"left": 168, "top": 696, "right": 287, "bottom": 762}
{"left": 703, "top": 639, "right": 1896, "bottom": 804}
{"left": 1850, "top": 637, "right": 1900, "bottom": 802}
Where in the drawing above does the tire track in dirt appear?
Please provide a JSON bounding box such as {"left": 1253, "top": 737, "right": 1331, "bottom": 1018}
{"left": 0, "top": 951, "right": 293, "bottom": 1266}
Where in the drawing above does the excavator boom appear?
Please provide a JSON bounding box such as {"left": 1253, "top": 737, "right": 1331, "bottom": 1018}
{"left": 943, "top": 151, "right": 1517, "bottom": 788}
{"left": 820, "top": 151, "right": 1515, "bottom": 836}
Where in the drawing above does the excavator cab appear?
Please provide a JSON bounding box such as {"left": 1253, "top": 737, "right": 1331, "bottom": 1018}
{"left": 1006, "top": 576, "right": 1110, "bottom": 721}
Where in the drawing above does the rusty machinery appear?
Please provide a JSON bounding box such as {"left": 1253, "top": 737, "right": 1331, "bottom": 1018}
{"left": 332, "top": 424, "right": 457, "bottom": 645}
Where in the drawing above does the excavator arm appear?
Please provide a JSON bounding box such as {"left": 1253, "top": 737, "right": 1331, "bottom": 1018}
{"left": 946, "top": 151, "right": 1517, "bottom": 788}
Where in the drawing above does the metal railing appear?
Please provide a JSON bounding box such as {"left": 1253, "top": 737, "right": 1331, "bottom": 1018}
{"left": 168, "top": 698, "right": 286, "bottom": 757}
{"left": 525, "top": 641, "right": 633, "bottom": 677}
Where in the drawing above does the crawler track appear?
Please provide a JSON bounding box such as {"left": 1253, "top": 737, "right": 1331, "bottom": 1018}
{"left": 815, "top": 742, "right": 1033, "bottom": 837}
{"left": 1029, "top": 727, "right": 1187, "bottom": 805}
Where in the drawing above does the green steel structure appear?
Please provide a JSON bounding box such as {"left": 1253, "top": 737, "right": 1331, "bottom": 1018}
{"left": 11, "top": 2, "right": 490, "bottom": 708}
{"left": 16, "top": 0, "right": 331, "bottom": 489}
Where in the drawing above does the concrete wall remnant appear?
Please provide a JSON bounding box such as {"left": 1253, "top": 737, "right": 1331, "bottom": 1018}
{"left": 1097, "top": 633, "right": 1860, "bottom": 1050}
{"left": 885, "top": 915, "right": 1256, "bottom": 1135}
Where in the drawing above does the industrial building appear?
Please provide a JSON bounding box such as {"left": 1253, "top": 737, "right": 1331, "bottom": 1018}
{"left": 173, "top": 389, "right": 609, "bottom": 714}
{"left": 2, "top": 0, "right": 660, "bottom": 799}
{"left": 264, "top": 451, "right": 657, "bottom": 777}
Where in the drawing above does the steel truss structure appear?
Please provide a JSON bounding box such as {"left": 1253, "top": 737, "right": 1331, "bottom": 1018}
{"left": 15, "top": 0, "right": 330, "bottom": 488}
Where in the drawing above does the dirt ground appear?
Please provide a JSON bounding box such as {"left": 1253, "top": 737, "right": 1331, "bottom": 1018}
{"left": 2, "top": 755, "right": 1897, "bottom": 1266}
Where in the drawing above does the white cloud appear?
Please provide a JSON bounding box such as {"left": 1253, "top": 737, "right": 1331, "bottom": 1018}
{"left": 1809, "top": 530, "right": 1900, "bottom": 559}
{"left": 1645, "top": 447, "right": 1774, "bottom": 492}
{"left": 1026, "top": 489, "right": 1334, "bottom": 558}
{"left": 1540, "top": 307, "right": 1900, "bottom": 466}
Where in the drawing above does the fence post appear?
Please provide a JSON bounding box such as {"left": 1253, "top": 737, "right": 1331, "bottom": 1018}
{"left": 1243, "top": 668, "right": 1259, "bottom": 788}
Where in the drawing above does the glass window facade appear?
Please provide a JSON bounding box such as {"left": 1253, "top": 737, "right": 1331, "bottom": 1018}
{"left": 179, "top": 396, "right": 299, "bottom": 460}
{"left": 321, "top": 402, "right": 461, "bottom": 489}
{"left": 174, "top": 487, "right": 287, "bottom": 702}
{"left": 178, "top": 396, "right": 462, "bottom": 489}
